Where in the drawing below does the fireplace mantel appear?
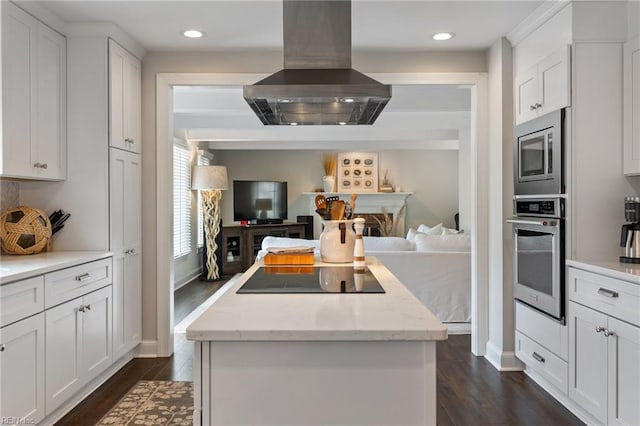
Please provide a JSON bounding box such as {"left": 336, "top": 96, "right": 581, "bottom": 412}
{"left": 302, "top": 192, "right": 412, "bottom": 238}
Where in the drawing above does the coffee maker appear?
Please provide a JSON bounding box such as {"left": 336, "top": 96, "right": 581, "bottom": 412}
{"left": 620, "top": 196, "right": 640, "bottom": 263}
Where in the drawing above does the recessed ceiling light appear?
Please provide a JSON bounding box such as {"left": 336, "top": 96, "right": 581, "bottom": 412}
{"left": 183, "top": 30, "right": 204, "bottom": 38}
{"left": 433, "top": 32, "right": 455, "bottom": 41}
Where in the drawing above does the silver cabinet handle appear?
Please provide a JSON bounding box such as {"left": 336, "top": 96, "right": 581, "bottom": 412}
{"left": 596, "top": 326, "right": 605, "bottom": 333}
{"left": 125, "top": 138, "right": 135, "bottom": 144}
{"left": 33, "top": 162, "right": 48, "bottom": 169}
{"left": 530, "top": 105, "right": 537, "bottom": 111}
{"left": 75, "top": 273, "right": 91, "bottom": 282}
{"left": 534, "top": 102, "right": 542, "bottom": 109}
{"left": 0, "top": 344, "right": 5, "bottom": 352}
{"left": 532, "top": 352, "right": 545, "bottom": 363}
{"left": 597, "top": 288, "right": 619, "bottom": 298}
{"left": 507, "top": 218, "right": 557, "bottom": 227}
{"left": 78, "top": 305, "right": 86, "bottom": 312}
{"left": 85, "top": 304, "right": 91, "bottom": 311}
{"left": 604, "top": 330, "right": 615, "bottom": 337}
{"left": 125, "top": 248, "right": 136, "bottom": 255}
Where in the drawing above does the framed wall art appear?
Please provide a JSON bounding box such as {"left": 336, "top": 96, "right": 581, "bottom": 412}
{"left": 337, "top": 152, "right": 378, "bottom": 193}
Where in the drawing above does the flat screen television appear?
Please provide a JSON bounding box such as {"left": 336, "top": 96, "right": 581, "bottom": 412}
{"left": 233, "top": 180, "right": 288, "bottom": 224}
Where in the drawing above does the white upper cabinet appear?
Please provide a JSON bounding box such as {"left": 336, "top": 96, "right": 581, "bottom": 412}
{"left": 1, "top": 2, "right": 66, "bottom": 180}
{"left": 624, "top": 37, "right": 640, "bottom": 175}
{"left": 109, "top": 40, "right": 141, "bottom": 153}
{"left": 515, "top": 46, "right": 570, "bottom": 125}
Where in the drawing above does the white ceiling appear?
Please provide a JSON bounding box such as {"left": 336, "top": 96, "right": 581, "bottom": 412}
{"left": 34, "top": 0, "right": 543, "bottom": 52}
{"left": 27, "top": 0, "right": 542, "bottom": 149}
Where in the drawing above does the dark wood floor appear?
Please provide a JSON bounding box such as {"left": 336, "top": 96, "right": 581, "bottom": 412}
{"left": 57, "top": 278, "right": 584, "bottom": 426}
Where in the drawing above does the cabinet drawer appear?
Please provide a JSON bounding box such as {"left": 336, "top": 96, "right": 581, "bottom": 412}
{"left": 45, "top": 258, "right": 112, "bottom": 308}
{"left": 0, "top": 276, "right": 44, "bottom": 327}
{"left": 568, "top": 268, "right": 640, "bottom": 327}
{"left": 516, "top": 331, "right": 568, "bottom": 395}
{"left": 516, "top": 301, "right": 568, "bottom": 360}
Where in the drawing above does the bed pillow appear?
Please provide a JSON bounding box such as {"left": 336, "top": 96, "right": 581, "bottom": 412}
{"left": 442, "top": 227, "right": 461, "bottom": 235}
{"left": 406, "top": 227, "right": 422, "bottom": 242}
{"left": 414, "top": 233, "right": 471, "bottom": 252}
{"left": 363, "top": 236, "right": 415, "bottom": 252}
{"left": 417, "top": 223, "right": 443, "bottom": 236}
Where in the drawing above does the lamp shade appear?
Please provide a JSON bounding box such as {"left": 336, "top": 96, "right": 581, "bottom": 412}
{"left": 192, "top": 165, "right": 229, "bottom": 190}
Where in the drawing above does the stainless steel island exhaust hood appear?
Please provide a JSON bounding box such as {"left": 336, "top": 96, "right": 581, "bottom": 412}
{"left": 243, "top": 0, "right": 391, "bottom": 126}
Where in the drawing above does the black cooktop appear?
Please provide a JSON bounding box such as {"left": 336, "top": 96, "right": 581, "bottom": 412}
{"left": 236, "top": 266, "right": 385, "bottom": 294}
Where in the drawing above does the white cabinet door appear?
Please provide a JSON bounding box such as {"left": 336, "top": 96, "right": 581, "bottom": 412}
{"left": 538, "top": 46, "right": 570, "bottom": 116}
{"left": 110, "top": 149, "right": 142, "bottom": 359}
{"left": 1, "top": 2, "right": 66, "bottom": 180}
{"left": 0, "top": 313, "right": 45, "bottom": 424}
{"left": 81, "top": 286, "right": 112, "bottom": 380}
{"left": 34, "top": 22, "right": 66, "bottom": 180}
{"left": 624, "top": 37, "right": 640, "bottom": 175}
{"left": 1, "top": 2, "right": 38, "bottom": 178}
{"left": 568, "top": 301, "right": 608, "bottom": 424}
{"left": 607, "top": 318, "right": 640, "bottom": 426}
{"left": 515, "top": 46, "right": 570, "bottom": 125}
{"left": 109, "top": 40, "right": 141, "bottom": 153}
{"left": 45, "top": 298, "right": 83, "bottom": 414}
{"left": 515, "top": 65, "right": 539, "bottom": 124}
{"left": 124, "top": 55, "right": 142, "bottom": 153}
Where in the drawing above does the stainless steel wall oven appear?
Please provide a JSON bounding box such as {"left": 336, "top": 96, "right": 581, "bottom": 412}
{"left": 508, "top": 197, "right": 565, "bottom": 322}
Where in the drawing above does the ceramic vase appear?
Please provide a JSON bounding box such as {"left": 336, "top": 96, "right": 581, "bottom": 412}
{"left": 322, "top": 175, "right": 335, "bottom": 193}
{"left": 319, "top": 220, "right": 355, "bottom": 263}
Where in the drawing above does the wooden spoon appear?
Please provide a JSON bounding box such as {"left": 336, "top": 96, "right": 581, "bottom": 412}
{"left": 350, "top": 193, "right": 357, "bottom": 213}
{"left": 331, "top": 200, "right": 346, "bottom": 220}
{"left": 315, "top": 194, "right": 327, "bottom": 209}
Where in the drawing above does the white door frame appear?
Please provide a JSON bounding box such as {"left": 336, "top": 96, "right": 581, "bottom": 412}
{"left": 155, "top": 72, "right": 489, "bottom": 357}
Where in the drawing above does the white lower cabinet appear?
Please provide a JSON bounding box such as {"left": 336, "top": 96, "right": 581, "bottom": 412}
{"left": 606, "top": 317, "right": 640, "bottom": 426}
{"left": 0, "top": 313, "right": 45, "bottom": 424}
{"left": 568, "top": 265, "right": 640, "bottom": 426}
{"left": 568, "top": 301, "right": 609, "bottom": 423}
{"left": 45, "top": 285, "right": 112, "bottom": 415}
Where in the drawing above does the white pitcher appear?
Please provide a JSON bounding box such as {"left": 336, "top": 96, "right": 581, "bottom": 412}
{"left": 319, "top": 220, "right": 355, "bottom": 263}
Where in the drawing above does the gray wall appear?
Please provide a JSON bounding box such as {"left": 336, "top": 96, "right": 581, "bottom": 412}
{"left": 215, "top": 149, "right": 461, "bottom": 235}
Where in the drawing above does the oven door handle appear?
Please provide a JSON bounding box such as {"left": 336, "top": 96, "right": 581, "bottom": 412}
{"left": 506, "top": 218, "right": 557, "bottom": 227}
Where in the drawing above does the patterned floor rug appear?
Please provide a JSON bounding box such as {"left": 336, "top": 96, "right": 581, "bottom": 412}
{"left": 96, "top": 380, "right": 193, "bottom": 425}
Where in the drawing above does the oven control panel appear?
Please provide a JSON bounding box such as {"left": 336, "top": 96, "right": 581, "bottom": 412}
{"left": 514, "top": 198, "right": 564, "bottom": 218}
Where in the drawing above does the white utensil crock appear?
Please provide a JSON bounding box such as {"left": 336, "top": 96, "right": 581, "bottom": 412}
{"left": 320, "top": 220, "right": 355, "bottom": 263}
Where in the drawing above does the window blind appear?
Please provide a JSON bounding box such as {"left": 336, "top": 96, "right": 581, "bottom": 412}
{"left": 173, "top": 145, "right": 192, "bottom": 258}
{"left": 196, "top": 155, "right": 210, "bottom": 248}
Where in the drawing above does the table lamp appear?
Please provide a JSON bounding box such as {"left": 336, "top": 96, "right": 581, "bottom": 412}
{"left": 192, "top": 165, "right": 229, "bottom": 280}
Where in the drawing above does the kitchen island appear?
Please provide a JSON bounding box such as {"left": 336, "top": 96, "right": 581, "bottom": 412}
{"left": 187, "top": 257, "right": 447, "bottom": 426}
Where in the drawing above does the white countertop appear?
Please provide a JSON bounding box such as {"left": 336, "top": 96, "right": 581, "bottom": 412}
{"left": 0, "top": 251, "right": 113, "bottom": 285}
{"left": 187, "top": 257, "right": 447, "bottom": 342}
{"left": 566, "top": 258, "right": 640, "bottom": 284}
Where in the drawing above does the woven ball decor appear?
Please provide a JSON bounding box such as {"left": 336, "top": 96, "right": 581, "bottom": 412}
{"left": 0, "top": 206, "right": 52, "bottom": 255}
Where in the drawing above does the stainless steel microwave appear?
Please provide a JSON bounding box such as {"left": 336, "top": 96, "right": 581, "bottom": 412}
{"left": 514, "top": 109, "right": 565, "bottom": 195}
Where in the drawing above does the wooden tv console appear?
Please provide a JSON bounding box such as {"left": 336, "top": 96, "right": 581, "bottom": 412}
{"left": 222, "top": 223, "right": 307, "bottom": 273}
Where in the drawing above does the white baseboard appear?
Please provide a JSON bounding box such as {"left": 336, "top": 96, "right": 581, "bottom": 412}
{"left": 40, "top": 350, "right": 135, "bottom": 426}
{"left": 174, "top": 268, "right": 202, "bottom": 291}
{"left": 485, "top": 341, "right": 525, "bottom": 371}
{"left": 136, "top": 340, "right": 159, "bottom": 358}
